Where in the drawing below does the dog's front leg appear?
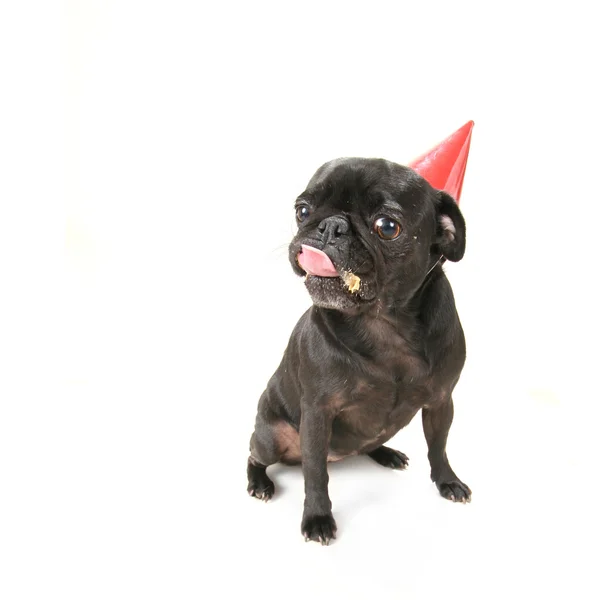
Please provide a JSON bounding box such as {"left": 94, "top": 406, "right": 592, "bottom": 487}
{"left": 422, "top": 395, "right": 472, "bottom": 503}
{"left": 300, "top": 404, "right": 337, "bottom": 545}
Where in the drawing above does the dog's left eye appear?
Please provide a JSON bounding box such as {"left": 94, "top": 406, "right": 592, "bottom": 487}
{"left": 296, "top": 206, "right": 310, "bottom": 223}
{"left": 374, "top": 217, "right": 402, "bottom": 240}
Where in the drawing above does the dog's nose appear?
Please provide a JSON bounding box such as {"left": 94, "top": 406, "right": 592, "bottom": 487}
{"left": 318, "top": 215, "right": 350, "bottom": 244}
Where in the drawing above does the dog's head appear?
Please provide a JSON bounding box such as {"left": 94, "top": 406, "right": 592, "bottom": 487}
{"left": 288, "top": 158, "right": 466, "bottom": 311}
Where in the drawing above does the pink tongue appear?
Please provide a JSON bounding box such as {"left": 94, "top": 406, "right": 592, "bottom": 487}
{"left": 298, "top": 245, "right": 339, "bottom": 277}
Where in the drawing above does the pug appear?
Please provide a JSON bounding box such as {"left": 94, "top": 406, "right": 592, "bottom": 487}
{"left": 247, "top": 158, "right": 471, "bottom": 544}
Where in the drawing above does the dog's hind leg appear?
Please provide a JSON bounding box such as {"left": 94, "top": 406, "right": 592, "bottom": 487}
{"left": 247, "top": 417, "right": 281, "bottom": 502}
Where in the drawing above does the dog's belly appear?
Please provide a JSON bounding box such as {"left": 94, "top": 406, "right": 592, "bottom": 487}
{"left": 275, "top": 390, "right": 422, "bottom": 464}
{"left": 329, "top": 400, "right": 420, "bottom": 457}
{"left": 274, "top": 421, "right": 349, "bottom": 465}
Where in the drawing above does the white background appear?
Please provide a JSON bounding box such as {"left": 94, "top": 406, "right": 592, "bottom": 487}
{"left": 1, "top": 1, "right": 594, "bottom": 598}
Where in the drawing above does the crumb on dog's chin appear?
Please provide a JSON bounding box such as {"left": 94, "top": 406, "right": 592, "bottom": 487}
{"left": 342, "top": 272, "right": 361, "bottom": 293}
{"left": 303, "top": 274, "right": 373, "bottom": 311}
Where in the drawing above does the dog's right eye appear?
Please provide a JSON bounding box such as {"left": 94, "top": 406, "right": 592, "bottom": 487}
{"left": 296, "top": 206, "right": 310, "bottom": 223}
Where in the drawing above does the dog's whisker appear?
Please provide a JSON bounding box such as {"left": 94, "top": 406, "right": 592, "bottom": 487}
{"left": 350, "top": 259, "right": 367, "bottom": 273}
{"left": 270, "top": 243, "right": 290, "bottom": 255}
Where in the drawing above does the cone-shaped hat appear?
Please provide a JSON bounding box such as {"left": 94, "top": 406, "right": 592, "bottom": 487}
{"left": 408, "top": 121, "right": 474, "bottom": 203}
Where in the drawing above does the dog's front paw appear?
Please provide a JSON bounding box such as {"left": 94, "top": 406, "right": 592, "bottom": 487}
{"left": 301, "top": 513, "right": 337, "bottom": 545}
{"left": 438, "top": 480, "right": 472, "bottom": 503}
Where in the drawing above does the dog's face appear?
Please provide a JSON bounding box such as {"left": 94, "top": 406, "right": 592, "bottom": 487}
{"left": 289, "top": 158, "right": 466, "bottom": 311}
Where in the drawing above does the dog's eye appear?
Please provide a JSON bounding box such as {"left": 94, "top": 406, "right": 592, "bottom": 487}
{"left": 296, "top": 206, "right": 310, "bottom": 223}
{"left": 374, "top": 217, "right": 402, "bottom": 240}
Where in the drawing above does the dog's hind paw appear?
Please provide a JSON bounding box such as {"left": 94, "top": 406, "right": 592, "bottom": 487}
{"left": 247, "top": 463, "right": 275, "bottom": 502}
{"left": 368, "top": 445, "right": 409, "bottom": 470}
{"left": 247, "top": 478, "right": 275, "bottom": 502}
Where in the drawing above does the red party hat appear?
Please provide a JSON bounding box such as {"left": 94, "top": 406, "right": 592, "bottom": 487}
{"left": 408, "top": 121, "right": 474, "bottom": 203}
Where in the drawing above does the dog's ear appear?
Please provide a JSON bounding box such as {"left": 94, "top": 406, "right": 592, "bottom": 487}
{"left": 434, "top": 191, "right": 466, "bottom": 262}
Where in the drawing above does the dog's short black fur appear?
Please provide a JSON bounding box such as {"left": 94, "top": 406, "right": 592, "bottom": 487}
{"left": 247, "top": 158, "right": 471, "bottom": 544}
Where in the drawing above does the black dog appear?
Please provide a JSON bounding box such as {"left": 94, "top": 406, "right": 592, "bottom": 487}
{"left": 247, "top": 158, "right": 471, "bottom": 544}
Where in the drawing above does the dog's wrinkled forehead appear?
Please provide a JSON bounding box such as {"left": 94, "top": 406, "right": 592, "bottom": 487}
{"left": 303, "top": 158, "right": 429, "bottom": 216}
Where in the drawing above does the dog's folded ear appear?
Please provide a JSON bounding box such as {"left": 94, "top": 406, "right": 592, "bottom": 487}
{"left": 434, "top": 191, "right": 466, "bottom": 262}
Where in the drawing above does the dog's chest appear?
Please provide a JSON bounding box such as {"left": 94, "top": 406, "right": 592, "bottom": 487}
{"left": 330, "top": 378, "right": 425, "bottom": 455}
{"left": 332, "top": 322, "right": 430, "bottom": 452}
{"left": 347, "top": 374, "right": 426, "bottom": 421}
{"left": 364, "top": 318, "right": 429, "bottom": 385}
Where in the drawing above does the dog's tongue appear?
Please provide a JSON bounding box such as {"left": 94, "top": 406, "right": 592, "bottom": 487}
{"left": 298, "top": 245, "right": 339, "bottom": 277}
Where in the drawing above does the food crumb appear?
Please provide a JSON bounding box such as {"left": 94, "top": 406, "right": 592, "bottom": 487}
{"left": 341, "top": 272, "right": 361, "bottom": 293}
